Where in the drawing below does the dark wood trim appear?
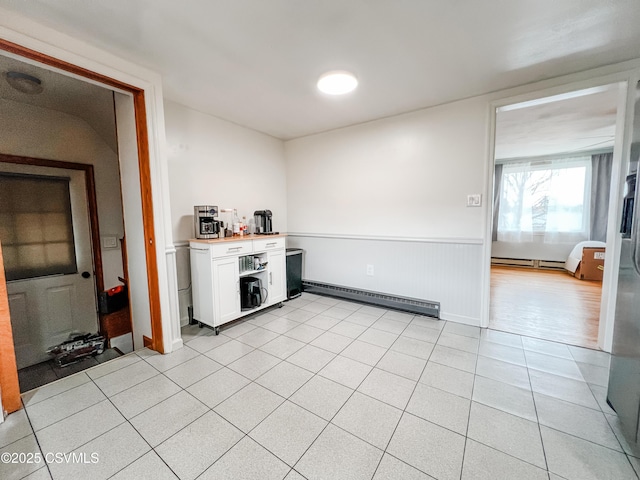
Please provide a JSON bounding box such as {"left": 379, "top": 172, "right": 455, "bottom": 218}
{"left": 0, "top": 241, "right": 21, "bottom": 413}
{"left": 0, "top": 39, "right": 139, "bottom": 93}
{"left": 133, "top": 92, "right": 164, "bottom": 354}
{"left": 143, "top": 335, "right": 153, "bottom": 348}
{"left": 0, "top": 154, "right": 104, "bottom": 295}
{"left": 0, "top": 38, "right": 166, "bottom": 411}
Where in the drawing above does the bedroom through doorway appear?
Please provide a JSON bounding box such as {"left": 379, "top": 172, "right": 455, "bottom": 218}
{"left": 489, "top": 83, "right": 620, "bottom": 349}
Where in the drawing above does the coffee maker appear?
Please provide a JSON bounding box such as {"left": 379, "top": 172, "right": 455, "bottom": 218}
{"left": 194, "top": 206, "right": 221, "bottom": 239}
{"left": 240, "top": 277, "right": 265, "bottom": 310}
{"left": 254, "top": 210, "right": 274, "bottom": 234}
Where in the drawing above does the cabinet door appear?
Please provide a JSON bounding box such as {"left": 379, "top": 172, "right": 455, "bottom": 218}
{"left": 213, "top": 257, "right": 241, "bottom": 325}
{"left": 267, "top": 250, "right": 286, "bottom": 304}
{"left": 190, "top": 248, "right": 214, "bottom": 326}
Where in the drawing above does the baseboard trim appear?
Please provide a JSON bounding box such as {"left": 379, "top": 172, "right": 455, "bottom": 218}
{"left": 171, "top": 337, "right": 184, "bottom": 352}
{"left": 439, "top": 312, "right": 480, "bottom": 327}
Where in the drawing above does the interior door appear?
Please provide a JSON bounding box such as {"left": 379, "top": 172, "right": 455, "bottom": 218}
{"left": 1, "top": 163, "right": 98, "bottom": 369}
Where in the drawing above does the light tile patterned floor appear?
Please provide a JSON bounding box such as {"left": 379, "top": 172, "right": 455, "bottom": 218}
{"left": 1, "top": 293, "right": 638, "bottom": 480}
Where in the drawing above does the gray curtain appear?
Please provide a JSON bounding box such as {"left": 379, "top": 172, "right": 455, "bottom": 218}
{"left": 492, "top": 163, "right": 503, "bottom": 241}
{"left": 590, "top": 152, "right": 613, "bottom": 242}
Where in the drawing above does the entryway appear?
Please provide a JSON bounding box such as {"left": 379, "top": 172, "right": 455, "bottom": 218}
{"left": 488, "top": 83, "right": 621, "bottom": 349}
{"left": 0, "top": 37, "right": 165, "bottom": 409}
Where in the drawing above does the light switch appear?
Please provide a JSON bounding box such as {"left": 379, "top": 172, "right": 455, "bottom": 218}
{"left": 467, "top": 194, "right": 482, "bottom": 207}
{"left": 102, "top": 236, "right": 118, "bottom": 249}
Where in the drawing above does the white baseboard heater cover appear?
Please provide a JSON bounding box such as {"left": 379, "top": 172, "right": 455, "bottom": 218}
{"left": 491, "top": 258, "right": 565, "bottom": 270}
{"left": 302, "top": 280, "right": 440, "bottom": 319}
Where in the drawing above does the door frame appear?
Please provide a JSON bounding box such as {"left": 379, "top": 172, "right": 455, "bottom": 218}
{"left": 0, "top": 39, "right": 165, "bottom": 414}
{"left": 481, "top": 68, "right": 640, "bottom": 353}
{"left": 0, "top": 154, "right": 105, "bottom": 295}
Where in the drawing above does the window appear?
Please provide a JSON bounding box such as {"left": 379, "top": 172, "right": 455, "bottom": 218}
{"left": 0, "top": 173, "right": 77, "bottom": 281}
{"left": 496, "top": 156, "right": 591, "bottom": 243}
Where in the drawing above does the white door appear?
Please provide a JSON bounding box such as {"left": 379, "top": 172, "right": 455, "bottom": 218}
{"left": 267, "top": 250, "right": 286, "bottom": 304}
{"left": 1, "top": 163, "right": 98, "bottom": 369}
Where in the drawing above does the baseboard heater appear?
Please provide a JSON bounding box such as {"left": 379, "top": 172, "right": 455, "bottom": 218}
{"left": 302, "top": 280, "right": 440, "bottom": 319}
{"left": 491, "top": 257, "right": 566, "bottom": 270}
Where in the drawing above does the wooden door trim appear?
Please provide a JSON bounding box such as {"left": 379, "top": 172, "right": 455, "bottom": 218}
{"left": 0, "top": 241, "right": 20, "bottom": 413}
{"left": 0, "top": 39, "right": 165, "bottom": 413}
{"left": 0, "top": 154, "right": 105, "bottom": 295}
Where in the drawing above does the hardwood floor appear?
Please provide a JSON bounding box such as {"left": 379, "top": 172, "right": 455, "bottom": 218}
{"left": 489, "top": 265, "right": 602, "bottom": 349}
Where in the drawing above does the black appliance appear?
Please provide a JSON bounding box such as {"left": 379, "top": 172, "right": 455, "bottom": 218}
{"left": 240, "top": 277, "right": 265, "bottom": 310}
{"left": 254, "top": 210, "right": 275, "bottom": 234}
{"left": 286, "top": 248, "right": 303, "bottom": 299}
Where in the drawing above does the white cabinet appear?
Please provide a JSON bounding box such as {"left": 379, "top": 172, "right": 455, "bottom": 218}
{"left": 190, "top": 236, "right": 286, "bottom": 334}
{"left": 267, "top": 249, "right": 286, "bottom": 304}
{"left": 212, "top": 257, "right": 240, "bottom": 324}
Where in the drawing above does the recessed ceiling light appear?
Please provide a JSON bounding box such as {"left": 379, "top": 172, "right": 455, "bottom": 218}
{"left": 5, "top": 71, "right": 43, "bottom": 95}
{"left": 317, "top": 70, "right": 358, "bottom": 95}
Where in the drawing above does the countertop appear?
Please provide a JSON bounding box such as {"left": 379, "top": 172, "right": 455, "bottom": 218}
{"left": 190, "top": 233, "right": 287, "bottom": 244}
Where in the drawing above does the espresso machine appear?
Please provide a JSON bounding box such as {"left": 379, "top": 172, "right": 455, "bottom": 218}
{"left": 194, "top": 205, "right": 221, "bottom": 239}
{"left": 254, "top": 210, "right": 275, "bottom": 234}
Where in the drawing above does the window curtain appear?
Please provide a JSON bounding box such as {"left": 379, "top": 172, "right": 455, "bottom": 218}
{"left": 496, "top": 156, "right": 591, "bottom": 244}
{"left": 492, "top": 164, "right": 503, "bottom": 241}
{"left": 590, "top": 152, "right": 613, "bottom": 242}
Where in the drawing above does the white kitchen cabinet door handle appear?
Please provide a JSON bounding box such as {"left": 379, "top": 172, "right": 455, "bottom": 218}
{"left": 266, "top": 242, "right": 277, "bottom": 247}
{"left": 269, "top": 272, "right": 273, "bottom": 285}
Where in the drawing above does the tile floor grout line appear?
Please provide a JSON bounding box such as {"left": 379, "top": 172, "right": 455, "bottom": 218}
{"left": 458, "top": 327, "right": 480, "bottom": 480}
{"left": 369, "top": 316, "right": 445, "bottom": 480}
{"left": 98, "top": 376, "right": 215, "bottom": 480}
{"left": 20, "top": 373, "right": 94, "bottom": 409}
{"left": 525, "top": 348, "right": 551, "bottom": 475}
{"left": 18, "top": 397, "right": 54, "bottom": 480}
{"left": 283, "top": 309, "right": 417, "bottom": 477}
{"left": 9, "top": 294, "right": 622, "bottom": 479}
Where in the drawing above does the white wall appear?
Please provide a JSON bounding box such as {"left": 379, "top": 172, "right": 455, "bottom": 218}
{"left": 0, "top": 98, "right": 125, "bottom": 289}
{"left": 286, "top": 96, "right": 488, "bottom": 238}
{"left": 285, "top": 96, "right": 489, "bottom": 324}
{"left": 164, "top": 100, "right": 287, "bottom": 323}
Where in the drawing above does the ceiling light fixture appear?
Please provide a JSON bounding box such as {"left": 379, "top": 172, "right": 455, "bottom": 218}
{"left": 317, "top": 70, "right": 358, "bottom": 95}
{"left": 5, "top": 71, "right": 44, "bottom": 95}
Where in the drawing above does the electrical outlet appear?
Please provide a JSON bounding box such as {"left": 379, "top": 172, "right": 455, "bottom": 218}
{"left": 467, "top": 194, "right": 482, "bottom": 207}
{"left": 366, "top": 264, "right": 374, "bottom": 276}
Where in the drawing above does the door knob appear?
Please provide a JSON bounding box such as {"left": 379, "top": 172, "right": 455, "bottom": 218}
{"left": 81, "top": 271, "right": 91, "bottom": 279}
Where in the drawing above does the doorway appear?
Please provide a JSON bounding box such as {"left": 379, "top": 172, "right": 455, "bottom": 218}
{"left": 489, "top": 83, "right": 621, "bottom": 349}
{"left": 0, "top": 39, "right": 165, "bottom": 411}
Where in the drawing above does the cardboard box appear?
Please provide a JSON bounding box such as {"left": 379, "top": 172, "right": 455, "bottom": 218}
{"left": 574, "top": 247, "right": 605, "bottom": 281}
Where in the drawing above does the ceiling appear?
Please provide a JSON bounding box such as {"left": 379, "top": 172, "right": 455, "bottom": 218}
{"left": 495, "top": 84, "right": 620, "bottom": 159}
{"left": 0, "top": 55, "right": 117, "bottom": 151}
{"left": 0, "top": 1, "right": 639, "bottom": 141}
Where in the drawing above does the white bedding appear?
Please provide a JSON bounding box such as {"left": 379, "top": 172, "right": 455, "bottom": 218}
{"left": 565, "top": 241, "right": 606, "bottom": 273}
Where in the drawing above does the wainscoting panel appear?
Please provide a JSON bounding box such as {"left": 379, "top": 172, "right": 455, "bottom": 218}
{"left": 287, "top": 235, "right": 484, "bottom": 325}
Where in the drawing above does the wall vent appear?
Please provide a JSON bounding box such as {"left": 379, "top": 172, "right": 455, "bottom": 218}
{"left": 302, "top": 281, "right": 440, "bottom": 319}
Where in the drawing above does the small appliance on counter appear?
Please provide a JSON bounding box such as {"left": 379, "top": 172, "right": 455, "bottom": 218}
{"left": 254, "top": 209, "right": 278, "bottom": 235}
{"left": 240, "top": 276, "right": 267, "bottom": 310}
{"left": 194, "top": 205, "right": 222, "bottom": 239}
